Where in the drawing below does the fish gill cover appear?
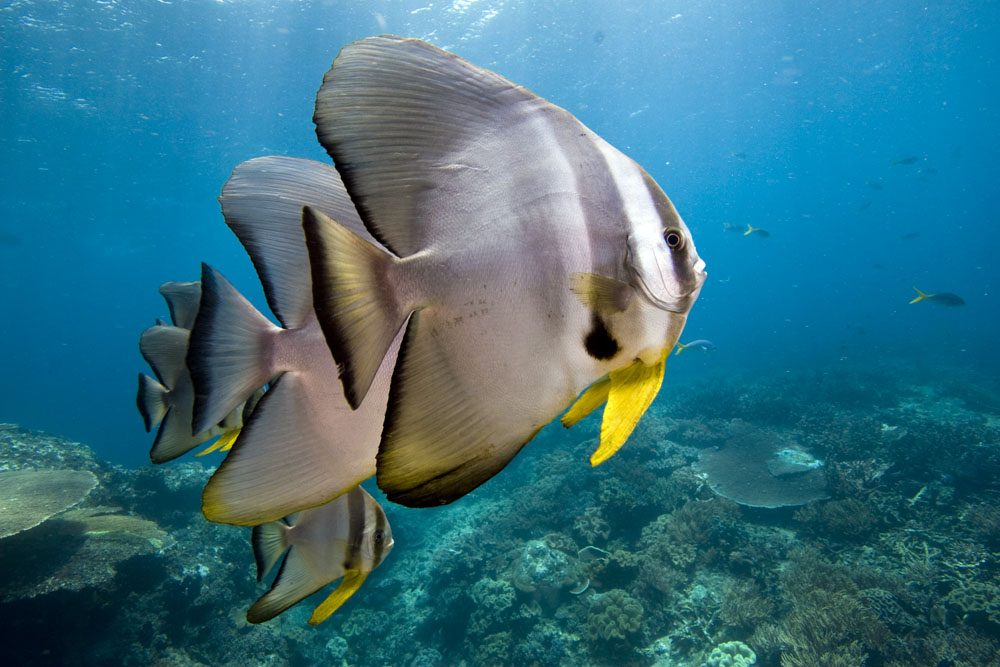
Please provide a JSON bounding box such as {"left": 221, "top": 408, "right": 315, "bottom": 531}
{"left": 2, "top": 1, "right": 1000, "bottom": 666}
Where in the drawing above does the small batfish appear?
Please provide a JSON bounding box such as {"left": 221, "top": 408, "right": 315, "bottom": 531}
{"left": 674, "top": 339, "right": 716, "bottom": 355}
{"left": 744, "top": 224, "right": 770, "bottom": 237}
{"left": 908, "top": 287, "right": 965, "bottom": 307}
{"left": 307, "top": 36, "right": 705, "bottom": 507}
{"left": 136, "top": 284, "right": 260, "bottom": 464}
{"left": 247, "top": 485, "right": 393, "bottom": 625}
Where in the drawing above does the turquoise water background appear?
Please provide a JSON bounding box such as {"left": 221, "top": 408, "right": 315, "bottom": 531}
{"left": 1, "top": 0, "right": 998, "bottom": 465}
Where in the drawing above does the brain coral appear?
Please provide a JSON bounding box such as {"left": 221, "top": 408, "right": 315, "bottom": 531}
{"left": 587, "top": 588, "right": 644, "bottom": 640}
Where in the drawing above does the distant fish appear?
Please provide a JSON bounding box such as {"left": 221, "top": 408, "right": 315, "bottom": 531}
{"left": 866, "top": 180, "right": 884, "bottom": 191}
{"left": 136, "top": 283, "right": 262, "bottom": 464}
{"left": 908, "top": 287, "right": 965, "bottom": 307}
{"left": 674, "top": 339, "right": 716, "bottom": 355}
{"left": 898, "top": 232, "right": 919, "bottom": 241}
{"left": 744, "top": 224, "right": 770, "bottom": 237}
{"left": 247, "top": 485, "right": 393, "bottom": 625}
{"left": 891, "top": 156, "right": 920, "bottom": 166}
{"left": 723, "top": 222, "right": 743, "bottom": 233}
{"left": 857, "top": 200, "right": 873, "bottom": 211}
{"left": 731, "top": 151, "right": 747, "bottom": 160}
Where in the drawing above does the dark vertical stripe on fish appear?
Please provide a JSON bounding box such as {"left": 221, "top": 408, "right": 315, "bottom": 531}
{"left": 345, "top": 486, "right": 365, "bottom": 570}
{"left": 372, "top": 507, "right": 387, "bottom": 566}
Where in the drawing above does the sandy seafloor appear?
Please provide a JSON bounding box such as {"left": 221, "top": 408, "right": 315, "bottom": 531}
{"left": 1, "top": 357, "right": 998, "bottom": 667}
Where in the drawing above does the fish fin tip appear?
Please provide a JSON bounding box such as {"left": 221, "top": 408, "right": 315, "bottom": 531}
{"left": 592, "top": 353, "right": 668, "bottom": 466}
{"left": 202, "top": 372, "right": 372, "bottom": 525}
{"left": 308, "top": 571, "right": 369, "bottom": 625}
{"left": 561, "top": 377, "right": 612, "bottom": 429}
{"left": 376, "top": 312, "right": 535, "bottom": 507}
{"left": 158, "top": 280, "right": 202, "bottom": 329}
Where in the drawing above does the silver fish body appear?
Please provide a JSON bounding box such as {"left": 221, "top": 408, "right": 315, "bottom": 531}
{"left": 306, "top": 36, "right": 706, "bottom": 507}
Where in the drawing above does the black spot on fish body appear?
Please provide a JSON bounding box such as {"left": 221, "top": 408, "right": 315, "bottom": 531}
{"left": 584, "top": 313, "right": 619, "bottom": 360}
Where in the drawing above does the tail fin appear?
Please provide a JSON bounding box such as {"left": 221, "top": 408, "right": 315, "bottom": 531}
{"left": 158, "top": 281, "right": 202, "bottom": 329}
{"left": 139, "top": 325, "right": 189, "bottom": 388}
{"left": 251, "top": 519, "right": 291, "bottom": 581}
{"left": 136, "top": 373, "right": 168, "bottom": 432}
{"left": 246, "top": 538, "right": 330, "bottom": 624}
{"left": 674, "top": 342, "right": 688, "bottom": 355}
{"left": 909, "top": 287, "right": 931, "bottom": 304}
{"left": 303, "top": 206, "right": 406, "bottom": 409}
{"left": 188, "top": 264, "right": 278, "bottom": 434}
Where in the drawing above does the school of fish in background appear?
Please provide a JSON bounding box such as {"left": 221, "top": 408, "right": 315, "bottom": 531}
{"left": 136, "top": 35, "right": 706, "bottom": 624}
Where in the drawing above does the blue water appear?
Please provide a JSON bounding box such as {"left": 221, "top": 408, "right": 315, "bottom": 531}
{"left": 4, "top": 3, "right": 1000, "bottom": 665}
{"left": 2, "top": 1, "right": 998, "bottom": 466}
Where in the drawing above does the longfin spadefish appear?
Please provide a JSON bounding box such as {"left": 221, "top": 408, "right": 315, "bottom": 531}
{"left": 308, "top": 570, "right": 369, "bottom": 625}
{"left": 909, "top": 287, "right": 931, "bottom": 304}
{"left": 590, "top": 350, "right": 668, "bottom": 466}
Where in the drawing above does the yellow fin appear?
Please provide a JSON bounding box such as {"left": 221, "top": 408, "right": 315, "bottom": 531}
{"left": 743, "top": 225, "right": 754, "bottom": 236}
{"left": 591, "top": 350, "right": 667, "bottom": 466}
{"left": 674, "top": 342, "right": 687, "bottom": 355}
{"left": 570, "top": 273, "right": 632, "bottom": 315}
{"left": 909, "top": 287, "right": 931, "bottom": 304}
{"left": 560, "top": 376, "right": 611, "bottom": 428}
{"left": 308, "top": 570, "right": 369, "bottom": 625}
{"left": 194, "top": 428, "right": 241, "bottom": 457}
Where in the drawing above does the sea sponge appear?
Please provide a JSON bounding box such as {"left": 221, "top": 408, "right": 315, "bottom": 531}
{"left": 701, "top": 640, "right": 756, "bottom": 667}
{"left": 586, "top": 588, "right": 644, "bottom": 640}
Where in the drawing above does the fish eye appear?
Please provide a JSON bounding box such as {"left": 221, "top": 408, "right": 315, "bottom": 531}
{"left": 663, "top": 228, "right": 685, "bottom": 250}
{"left": 373, "top": 529, "right": 385, "bottom": 546}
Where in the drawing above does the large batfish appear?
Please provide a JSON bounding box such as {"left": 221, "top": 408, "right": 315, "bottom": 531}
{"left": 305, "top": 36, "right": 706, "bottom": 507}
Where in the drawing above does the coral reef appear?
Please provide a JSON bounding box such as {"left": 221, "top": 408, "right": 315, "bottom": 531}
{"left": 1, "top": 360, "right": 998, "bottom": 665}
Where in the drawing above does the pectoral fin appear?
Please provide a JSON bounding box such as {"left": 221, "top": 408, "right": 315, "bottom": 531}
{"left": 560, "top": 376, "right": 610, "bottom": 428}
{"left": 590, "top": 350, "right": 667, "bottom": 466}
{"left": 308, "top": 570, "right": 369, "bottom": 625}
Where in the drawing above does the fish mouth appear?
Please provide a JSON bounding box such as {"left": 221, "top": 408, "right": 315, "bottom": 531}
{"left": 637, "top": 258, "right": 706, "bottom": 313}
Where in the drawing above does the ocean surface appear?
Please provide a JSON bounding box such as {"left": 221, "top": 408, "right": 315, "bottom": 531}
{"left": 2, "top": 1, "right": 999, "bottom": 666}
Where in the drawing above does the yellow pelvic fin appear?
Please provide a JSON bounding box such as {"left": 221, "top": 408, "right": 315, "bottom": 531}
{"left": 744, "top": 225, "right": 754, "bottom": 235}
{"left": 908, "top": 287, "right": 932, "bottom": 304}
{"left": 591, "top": 350, "right": 668, "bottom": 466}
{"left": 674, "top": 342, "right": 687, "bottom": 355}
{"left": 308, "top": 570, "right": 369, "bottom": 625}
{"left": 194, "top": 428, "right": 241, "bottom": 457}
{"left": 560, "top": 376, "right": 611, "bottom": 428}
